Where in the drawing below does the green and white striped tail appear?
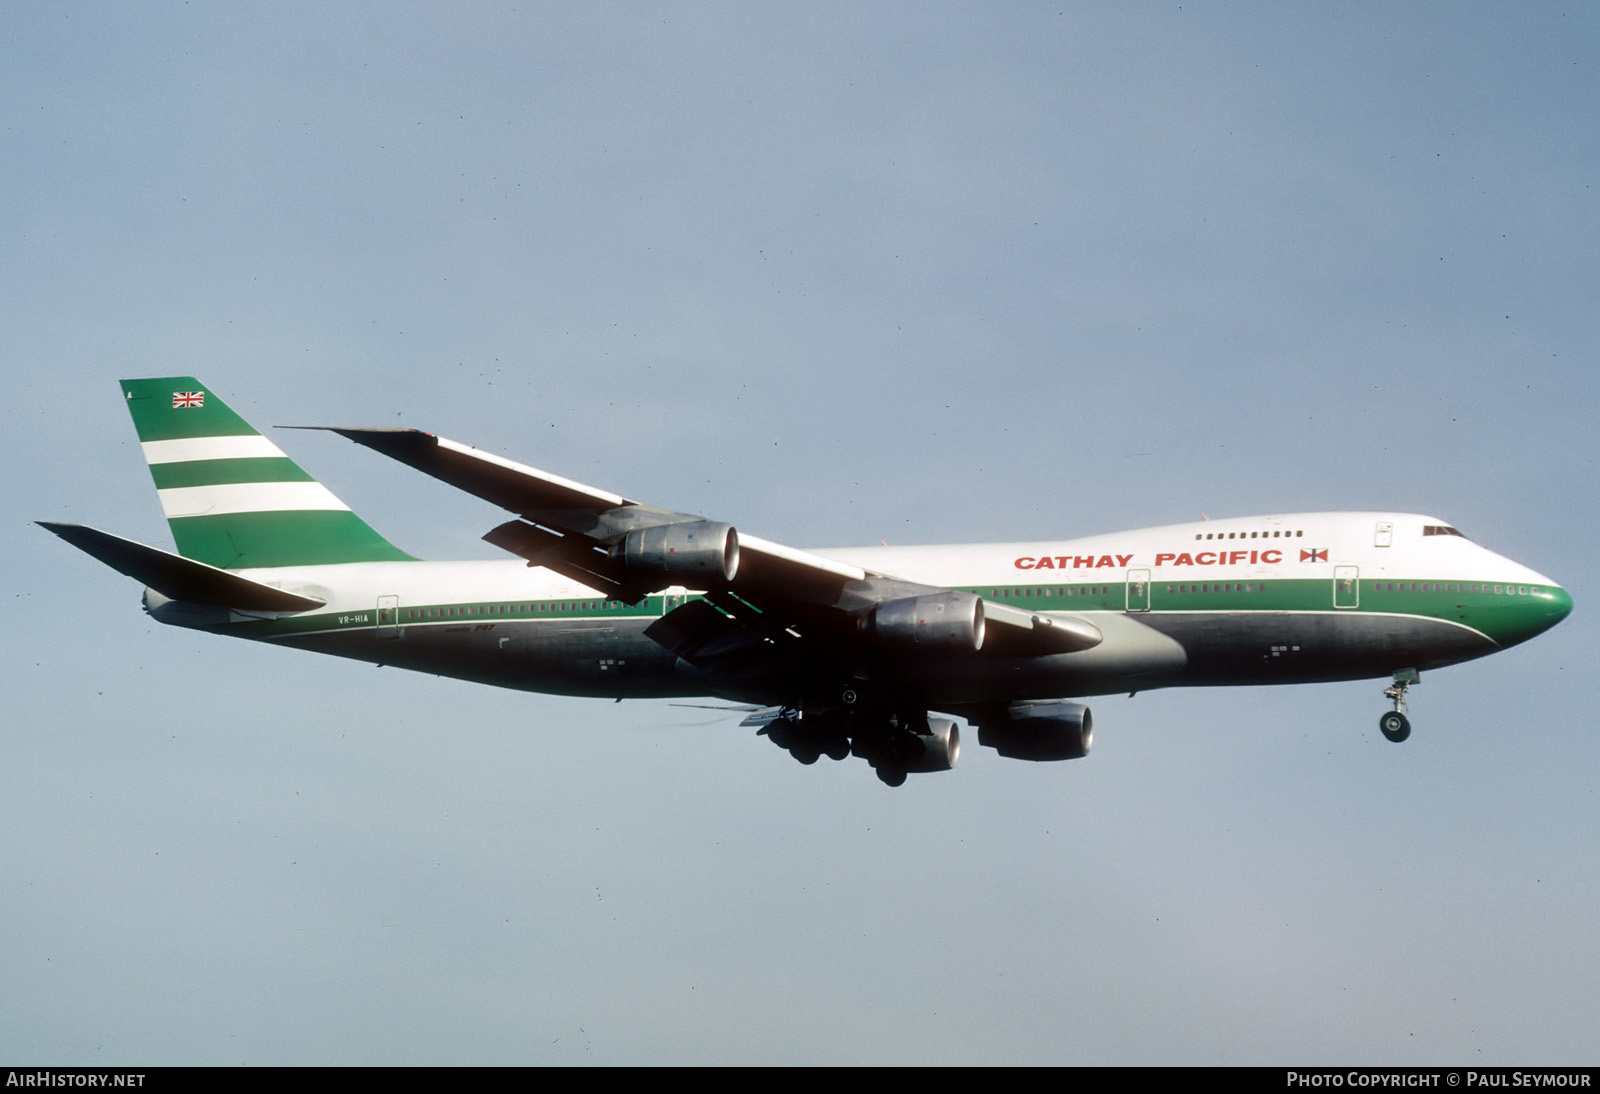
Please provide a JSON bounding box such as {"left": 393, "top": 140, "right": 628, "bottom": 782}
{"left": 122, "top": 377, "right": 414, "bottom": 568}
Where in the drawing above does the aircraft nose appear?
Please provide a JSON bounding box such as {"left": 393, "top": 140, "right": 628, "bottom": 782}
{"left": 1544, "top": 584, "right": 1574, "bottom": 628}
{"left": 1471, "top": 577, "right": 1571, "bottom": 649}
{"left": 1515, "top": 581, "right": 1573, "bottom": 643}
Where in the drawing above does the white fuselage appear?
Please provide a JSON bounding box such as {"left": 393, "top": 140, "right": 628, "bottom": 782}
{"left": 152, "top": 511, "right": 1566, "bottom": 709}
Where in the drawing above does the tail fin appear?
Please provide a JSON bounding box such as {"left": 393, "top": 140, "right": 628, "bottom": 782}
{"left": 122, "top": 377, "right": 414, "bottom": 568}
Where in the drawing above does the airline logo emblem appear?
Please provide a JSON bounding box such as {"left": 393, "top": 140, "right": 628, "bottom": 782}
{"left": 171, "top": 391, "right": 205, "bottom": 409}
{"left": 1301, "top": 548, "right": 1328, "bottom": 563}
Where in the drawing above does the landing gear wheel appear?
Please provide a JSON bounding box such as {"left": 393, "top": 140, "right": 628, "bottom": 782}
{"left": 875, "top": 766, "right": 907, "bottom": 788}
{"left": 1380, "top": 669, "right": 1418, "bottom": 744}
{"left": 1379, "top": 710, "right": 1411, "bottom": 743}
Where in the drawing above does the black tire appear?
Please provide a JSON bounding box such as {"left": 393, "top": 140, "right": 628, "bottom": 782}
{"left": 1379, "top": 710, "right": 1411, "bottom": 743}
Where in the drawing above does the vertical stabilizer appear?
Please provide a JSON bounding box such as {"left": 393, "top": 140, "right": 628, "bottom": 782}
{"left": 121, "top": 377, "right": 413, "bottom": 568}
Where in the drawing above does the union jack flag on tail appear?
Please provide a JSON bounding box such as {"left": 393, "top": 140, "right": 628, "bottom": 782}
{"left": 171, "top": 390, "right": 205, "bottom": 409}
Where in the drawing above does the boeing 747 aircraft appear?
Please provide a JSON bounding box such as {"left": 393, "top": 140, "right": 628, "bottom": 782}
{"left": 42, "top": 378, "right": 1572, "bottom": 785}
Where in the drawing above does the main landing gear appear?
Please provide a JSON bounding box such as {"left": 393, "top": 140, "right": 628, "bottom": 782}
{"left": 1379, "top": 669, "right": 1418, "bottom": 743}
{"left": 760, "top": 686, "right": 962, "bottom": 787}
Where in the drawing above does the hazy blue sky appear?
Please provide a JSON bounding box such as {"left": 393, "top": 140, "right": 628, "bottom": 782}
{"left": 5, "top": 2, "right": 1596, "bottom": 1065}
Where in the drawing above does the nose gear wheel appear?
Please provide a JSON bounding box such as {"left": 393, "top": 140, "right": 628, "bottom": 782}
{"left": 1379, "top": 670, "right": 1417, "bottom": 743}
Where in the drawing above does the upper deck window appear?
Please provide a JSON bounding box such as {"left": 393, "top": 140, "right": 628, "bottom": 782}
{"left": 1423, "top": 525, "right": 1469, "bottom": 539}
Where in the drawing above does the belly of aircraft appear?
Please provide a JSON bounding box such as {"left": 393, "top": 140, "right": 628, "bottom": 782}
{"left": 258, "top": 606, "right": 1500, "bottom": 704}
{"left": 273, "top": 617, "right": 694, "bottom": 698}
{"left": 1136, "top": 610, "right": 1498, "bottom": 684}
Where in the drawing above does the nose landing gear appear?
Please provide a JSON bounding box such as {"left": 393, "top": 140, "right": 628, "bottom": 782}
{"left": 1379, "top": 669, "right": 1418, "bottom": 743}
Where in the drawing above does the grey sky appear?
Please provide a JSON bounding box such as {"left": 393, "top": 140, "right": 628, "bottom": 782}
{"left": 5, "top": 2, "right": 1596, "bottom": 1064}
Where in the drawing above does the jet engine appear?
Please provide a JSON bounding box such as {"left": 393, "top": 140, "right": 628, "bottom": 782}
{"left": 905, "top": 716, "right": 961, "bottom": 773}
{"left": 847, "top": 713, "right": 962, "bottom": 780}
{"left": 869, "top": 591, "right": 985, "bottom": 652}
{"left": 616, "top": 520, "right": 739, "bottom": 586}
{"left": 977, "top": 699, "right": 1093, "bottom": 761}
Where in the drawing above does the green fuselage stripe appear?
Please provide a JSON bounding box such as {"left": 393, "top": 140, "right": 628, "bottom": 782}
{"left": 229, "top": 594, "right": 668, "bottom": 638}
{"left": 977, "top": 576, "right": 1567, "bottom": 648}
{"left": 981, "top": 577, "right": 1545, "bottom": 609}
{"left": 150, "top": 458, "right": 315, "bottom": 489}
{"left": 212, "top": 576, "right": 1568, "bottom": 655}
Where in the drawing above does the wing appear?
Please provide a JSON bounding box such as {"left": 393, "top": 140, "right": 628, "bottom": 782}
{"left": 314, "top": 428, "right": 1100, "bottom": 685}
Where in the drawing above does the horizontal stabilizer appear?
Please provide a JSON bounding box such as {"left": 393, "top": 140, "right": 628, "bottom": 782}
{"left": 38, "top": 522, "right": 325, "bottom": 612}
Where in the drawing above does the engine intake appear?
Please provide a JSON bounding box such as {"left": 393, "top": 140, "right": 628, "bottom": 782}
{"left": 617, "top": 521, "right": 739, "bottom": 588}
{"left": 870, "top": 591, "right": 985, "bottom": 653}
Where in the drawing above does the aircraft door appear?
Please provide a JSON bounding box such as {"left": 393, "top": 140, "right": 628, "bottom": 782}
{"left": 1374, "top": 521, "right": 1393, "bottom": 547}
{"left": 376, "top": 594, "right": 402, "bottom": 639}
{"left": 1333, "top": 566, "right": 1359, "bottom": 609}
{"left": 1126, "top": 569, "right": 1151, "bottom": 612}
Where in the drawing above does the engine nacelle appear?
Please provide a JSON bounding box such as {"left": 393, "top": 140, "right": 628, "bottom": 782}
{"left": 870, "top": 591, "right": 985, "bottom": 653}
{"left": 905, "top": 716, "right": 961, "bottom": 773}
{"left": 850, "top": 713, "right": 962, "bottom": 776}
{"left": 617, "top": 521, "right": 739, "bottom": 587}
{"left": 978, "top": 700, "right": 1093, "bottom": 761}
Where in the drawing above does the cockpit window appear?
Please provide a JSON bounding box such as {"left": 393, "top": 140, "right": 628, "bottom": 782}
{"left": 1423, "top": 525, "right": 1469, "bottom": 540}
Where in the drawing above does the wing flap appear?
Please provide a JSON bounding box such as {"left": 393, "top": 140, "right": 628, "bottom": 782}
{"left": 643, "top": 598, "right": 743, "bottom": 658}
{"left": 481, "top": 519, "right": 626, "bottom": 595}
